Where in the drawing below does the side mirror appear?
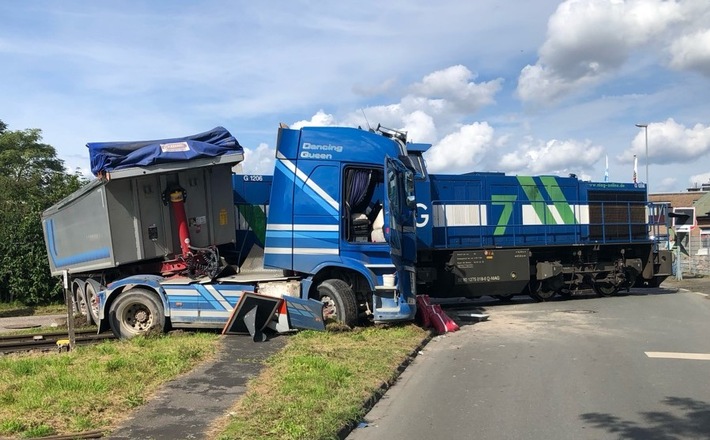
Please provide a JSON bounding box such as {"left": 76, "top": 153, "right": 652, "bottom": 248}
{"left": 406, "top": 195, "right": 416, "bottom": 209}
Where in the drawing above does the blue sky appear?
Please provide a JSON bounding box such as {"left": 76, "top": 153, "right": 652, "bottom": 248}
{"left": 2, "top": 0, "right": 709, "bottom": 193}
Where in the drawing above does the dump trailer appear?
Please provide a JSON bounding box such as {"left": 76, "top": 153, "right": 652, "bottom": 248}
{"left": 42, "top": 125, "right": 417, "bottom": 338}
{"left": 406, "top": 143, "right": 672, "bottom": 301}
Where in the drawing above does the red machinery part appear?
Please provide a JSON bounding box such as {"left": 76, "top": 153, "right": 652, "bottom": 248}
{"left": 169, "top": 189, "right": 191, "bottom": 256}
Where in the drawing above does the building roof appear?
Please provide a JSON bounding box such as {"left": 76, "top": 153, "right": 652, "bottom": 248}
{"left": 649, "top": 192, "right": 706, "bottom": 210}
{"left": 692, "top": 192, "right": 710, "bottom": 218}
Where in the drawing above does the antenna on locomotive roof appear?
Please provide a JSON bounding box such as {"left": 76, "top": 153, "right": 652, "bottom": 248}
{"left": 361, "top": 109, "right": 373, "bottom": 132}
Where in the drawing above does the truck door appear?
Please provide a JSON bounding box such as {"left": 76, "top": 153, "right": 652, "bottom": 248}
{"left": 383, "top": 157, "right": 417, "bottom": 304}
{"left": 384, "top": 157, "right": 404, "bottom": 267}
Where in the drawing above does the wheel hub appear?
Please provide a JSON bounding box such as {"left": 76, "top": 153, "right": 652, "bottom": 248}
{"left": 126, "top": 304, "right": 152, "bottom": 330}
{"left": 321, "top": 295, "right": 336, "bottom": 320}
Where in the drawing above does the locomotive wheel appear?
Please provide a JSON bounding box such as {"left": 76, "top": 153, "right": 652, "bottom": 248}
{"left": 531, "top": 286, "right": 556, "bottom": 302}
{"left": 317, "top": 279, "right": 358, "bottom": 327}
{"left": 84, "top": 279, "right": 102, "bottom": 325}
{"left": 645, "top": 277, "right": 660, "bottom": 288}
{"left": 494, "top": 293, "right": 515, "bottom": 302}
{"left": 530, "top": 278, "right": 559, "bottom": 302}
{"left": 593, "top": 282, "right": 619, "bottom": 297}
{"left": 558, "top": 289, "right": 573, "bottom": 300}
{"left": 108, "top": 288, "right": 165, "bottom": 339}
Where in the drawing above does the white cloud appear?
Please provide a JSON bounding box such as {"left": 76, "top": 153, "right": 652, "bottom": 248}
{"left": 668, "top": 29, "right": 710, "bottom": 76}
{"left": 401, "top": 111, "right": 437, "bottom": 144}
{"left": 619, "top": 118, "right": 710, "bottom": 164}
{"left": 240, "top": 143, "right": 276, "bottom": 175}
{"left": 423, "top": 122, "right": 495, "bottom": 174}
{"left": 291, "top": 110, "right": 337, "bottom": 129}
{"left": 498, "top": 138, "right": 604, "bottom": 175}
{"left": 409, "top": 65, "right": 503, "bottom": 114}
{"left": 517, "top": 0, "right": 692, "bottom": 104}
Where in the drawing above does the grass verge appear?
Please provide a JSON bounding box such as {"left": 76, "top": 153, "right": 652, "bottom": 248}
{"left": 0, "top": 332, "right": 220, "bottom": 438}
{"left": 213, "top": 324, "right": 429, "bottom": 440}
{"left": 0, "top": 302, "right": 67, "bottom": 318}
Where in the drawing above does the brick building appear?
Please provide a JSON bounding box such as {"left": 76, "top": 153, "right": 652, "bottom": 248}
{"left": 650, "top": 186, "right": 710, "bottom": 275}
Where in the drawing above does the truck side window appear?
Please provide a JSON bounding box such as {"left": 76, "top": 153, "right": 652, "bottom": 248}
{"left": 344, "top": 167, "right": 384, "bottom": 243}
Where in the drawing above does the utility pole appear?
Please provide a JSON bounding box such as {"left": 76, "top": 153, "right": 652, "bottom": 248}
{"left": 635, "top": 124, "right": 649, "bottom": 193}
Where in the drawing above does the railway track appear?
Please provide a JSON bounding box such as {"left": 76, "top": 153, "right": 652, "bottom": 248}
{"left": 0, "top": 329, "right": 115, "bottom": 355}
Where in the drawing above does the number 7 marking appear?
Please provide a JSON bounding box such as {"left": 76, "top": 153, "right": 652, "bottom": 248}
{"left": 491, "top": 195, "right": 517, "bottom": 235}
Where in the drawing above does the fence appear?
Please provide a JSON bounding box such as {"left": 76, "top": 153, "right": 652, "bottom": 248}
{"left": 675, "top": 235, "right": 710, "bottom": 277}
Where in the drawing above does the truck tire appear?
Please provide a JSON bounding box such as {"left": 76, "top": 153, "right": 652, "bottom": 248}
{"left": 73, "top": 282, "right": 89, "bottom": 319}
{"left": 108, "top": 288, "right": 165, "bottom": 339}
{"left": 85, "top": 279, "right": 102, "bottom": 325}
{"left": 317, "top": 279, "right": 358, "bottom": 327}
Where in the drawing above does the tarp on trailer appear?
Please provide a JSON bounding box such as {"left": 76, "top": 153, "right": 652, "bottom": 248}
{"left": 87, "top": 126, "right": 242, "bottom": 175}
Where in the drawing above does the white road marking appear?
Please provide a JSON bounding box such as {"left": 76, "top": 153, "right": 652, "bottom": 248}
{"left": 645, "top": 352, "right": 710, "bottom": 361}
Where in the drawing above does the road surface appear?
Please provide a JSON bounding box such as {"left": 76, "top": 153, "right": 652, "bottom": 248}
{"left": 348, "top": 286, "right": 710, "bottom": 439}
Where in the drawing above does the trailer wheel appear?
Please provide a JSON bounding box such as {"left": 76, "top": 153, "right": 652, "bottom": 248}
{"left": 85, "top": 279, "right": 102, "bottom": 325}
{"left": 74, "top": 283, "right": 89, "bottom": 318}
{"left": 108, "top": 288, "right": 165, "bottom": 339}
{"left": 317, "top": 279, "right": 358, "bottom": 327}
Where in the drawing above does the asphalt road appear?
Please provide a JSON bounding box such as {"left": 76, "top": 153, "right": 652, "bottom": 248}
{"left": 348, "top": 286, "right": 710, "bottom": 440}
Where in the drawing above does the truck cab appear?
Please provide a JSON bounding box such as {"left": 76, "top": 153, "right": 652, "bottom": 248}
{"left": 260, "top": 126, "right": 417, "bottom": 324}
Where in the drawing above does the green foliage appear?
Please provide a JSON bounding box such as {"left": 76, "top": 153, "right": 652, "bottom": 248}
{"left": 0, "top": 119, "right": 87, "bottom": 305}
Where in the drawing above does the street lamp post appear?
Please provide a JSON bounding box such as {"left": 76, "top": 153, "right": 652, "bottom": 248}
{"left": 635, "top": 123, "right": 649, "bottom": 192}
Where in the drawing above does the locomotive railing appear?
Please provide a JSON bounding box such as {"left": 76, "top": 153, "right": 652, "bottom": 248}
{"left": 430, "top": 198, "right": 652, "bottom": 248}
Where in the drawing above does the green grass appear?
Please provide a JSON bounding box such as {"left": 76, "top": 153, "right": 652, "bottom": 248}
{"left": 213, "top": 324, "right": 429, "bottom": 440}
{"left": 0, "top": 332, "right": 220, "bottom": 438}
{"left": 0, "top": 323, "right": 429, "bottom": 439}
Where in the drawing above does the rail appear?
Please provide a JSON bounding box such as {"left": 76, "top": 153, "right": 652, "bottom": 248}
{"left": 0, "top": 329, "right": 115, "bottom": 355}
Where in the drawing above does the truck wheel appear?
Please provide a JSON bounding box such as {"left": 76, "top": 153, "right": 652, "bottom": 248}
{"left": 317, "top": 279, "right": 358, "bottom": 327}
{"left": 85, "top": 279, "right": 102, "bottom": 325}
{"left": 108, "top": 288, "right": 165, "bottom": 339}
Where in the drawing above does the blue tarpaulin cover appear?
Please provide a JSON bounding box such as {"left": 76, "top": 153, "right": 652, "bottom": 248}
{"left": 87, "top": 126, "right": 242, "bottom": 175}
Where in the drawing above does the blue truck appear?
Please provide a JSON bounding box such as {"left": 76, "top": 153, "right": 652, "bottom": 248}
{"left": 42, "top": 125, "right": 417, "bottom": 338}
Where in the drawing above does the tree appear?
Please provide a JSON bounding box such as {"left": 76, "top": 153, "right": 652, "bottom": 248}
{"left": 0, "top": 120, "right": 86, "bottom": 304}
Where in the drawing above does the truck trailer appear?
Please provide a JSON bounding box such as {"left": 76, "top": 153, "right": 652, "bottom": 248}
{"left": 42, "top": 125, "right": 417, "bottom": 338}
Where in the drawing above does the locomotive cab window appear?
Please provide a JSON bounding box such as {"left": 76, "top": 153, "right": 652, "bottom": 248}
{"left": 343, "top": 167, "right": 385, "bottom": 243}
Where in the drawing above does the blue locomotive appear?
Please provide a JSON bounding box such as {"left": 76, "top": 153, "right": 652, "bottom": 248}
{"left": 406, "top": 142, "right": 672, "bottom": 301}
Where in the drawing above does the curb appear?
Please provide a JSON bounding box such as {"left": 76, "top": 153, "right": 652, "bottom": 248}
{"left": 336, "top": 329, "right": 436, "bottom": 439}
